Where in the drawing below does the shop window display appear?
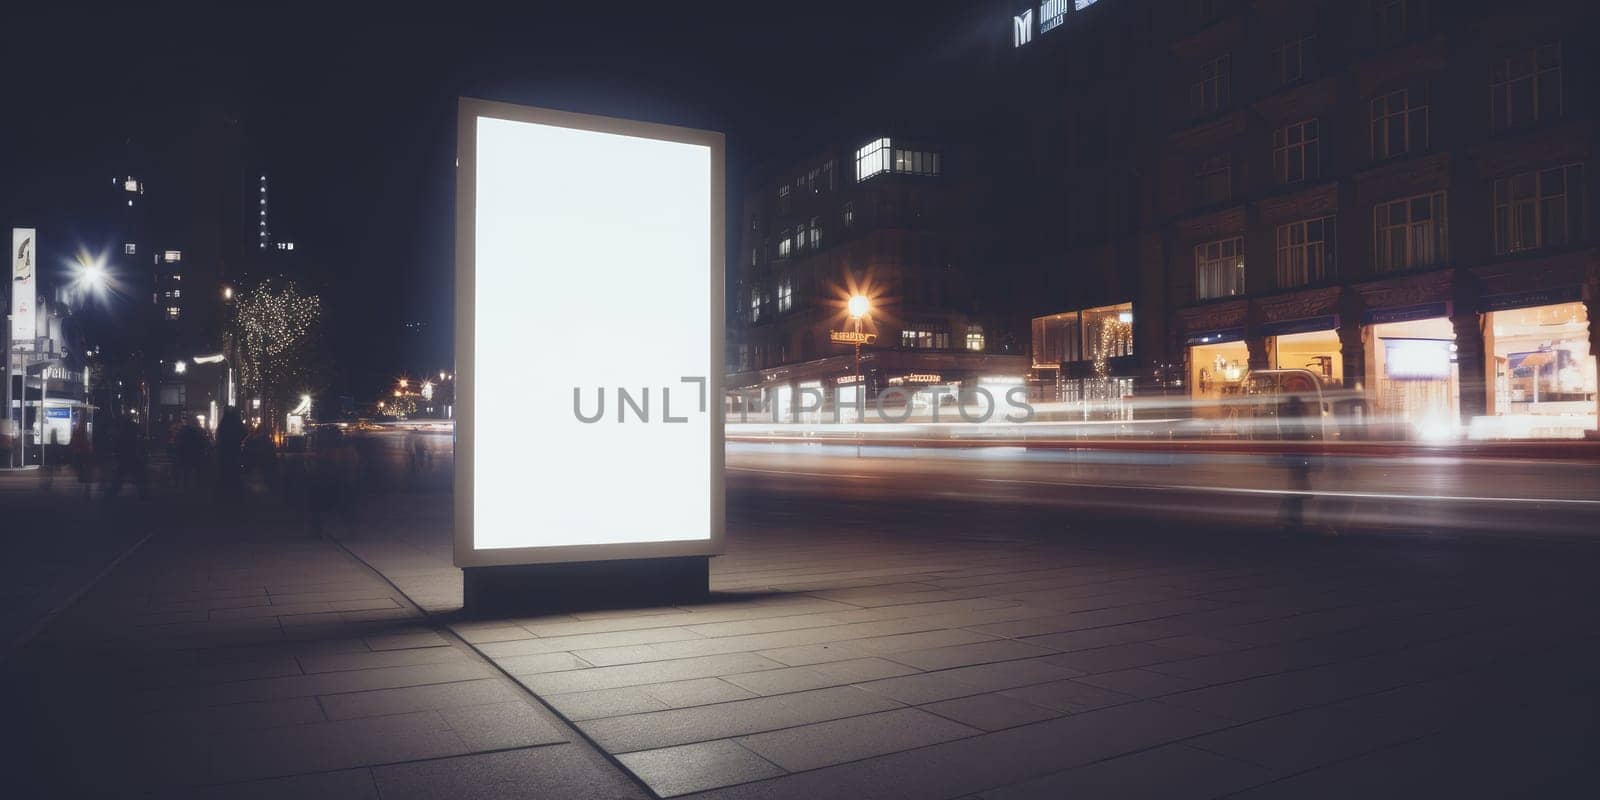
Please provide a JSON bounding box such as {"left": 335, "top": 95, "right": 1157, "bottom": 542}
{"left": 1190, "top": 341, "right": 1250, "bottom": 418}
{"left": 1271, "top": 329, "right": 1343, "bottom": 383}
{"left": 1366, "top": 316, "right": 1458, "bottom": 439}
{"left": 1478, "top": 302, "right": 1596, "bottom": 439}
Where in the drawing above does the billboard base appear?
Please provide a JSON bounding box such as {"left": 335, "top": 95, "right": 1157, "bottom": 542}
{"left": 461, "top": 556, "right": 710, "bottom": 616}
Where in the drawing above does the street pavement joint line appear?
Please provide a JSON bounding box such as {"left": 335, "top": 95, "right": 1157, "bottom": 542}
{"left": 182, "top": 741, "right": 568, "bottom": 792}
{"left": 972, "top": 477, "right": 1600, "bottom": 506}
{"left": 323, "top": 533, "right": 666, "bottom": 800}
{"left": 5, "top": 531, "right": 154, "bottom": 661}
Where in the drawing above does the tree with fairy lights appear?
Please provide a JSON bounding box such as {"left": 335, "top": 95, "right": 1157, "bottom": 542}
{"left": 229, "top": 277, "right": 330, "bottom": 434}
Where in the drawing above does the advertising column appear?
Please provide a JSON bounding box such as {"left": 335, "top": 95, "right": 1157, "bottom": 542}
{"left": 11, "top": 228, "right": 35, "bottom": 346}
{"left": 455, "top": 99, "right": 725, "bottom": 611}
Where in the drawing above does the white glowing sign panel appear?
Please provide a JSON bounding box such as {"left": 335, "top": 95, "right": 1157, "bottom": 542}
{"left": 1014, "top": 0, "right": 1105, "bottom": 46}
{"left": 1383, "top": 339, "right": 1454, "bottom": 381}
{"left": 1013, "top": 10, "right": 1034, "bottom": 47}
{"left": 455, "top": 99, "right": 724, "bottom": 567}
{"left": 1040, "top": 0, "right": 1068, "bottom": 34}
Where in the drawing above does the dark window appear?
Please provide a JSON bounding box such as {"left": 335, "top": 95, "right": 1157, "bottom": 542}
{"left": 1491, "top": 44, "right": 1562, "bottom": 132}
{"left": 1276, "top": 217, "right": 1337, "bottom": 287}
{"left": 1191, "top": 55, "right": 1231, "bottom": 116}
{"left": 1370, "top": 88, "right": 1428, "bottom": 161}
{"left": 1194, "top": 154, "right": 1231, "bottom": 207}
{"left": 1493, "top": 164, "right": 1584, "bottom": 255}
{"left": 1273, "top": 120, "right": 1321, "bottom": 184}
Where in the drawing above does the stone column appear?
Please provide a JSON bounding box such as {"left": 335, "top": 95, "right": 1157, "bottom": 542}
{"left": 1452, "top": 276, "right": 1487, "bottom": 428}
{"left": 1338, "top": 290, "right": 1367, "bottom": 393}
{"left": 1245, "top": 303, "right": 1269, "bottom": 371}
{"left": 1451, "top": 314, "right": 1488, "bottom": 427}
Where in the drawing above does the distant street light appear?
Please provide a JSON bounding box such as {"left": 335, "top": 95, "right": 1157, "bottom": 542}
{"left": 174, "top": 360, "right": 187, "bottom": 375}
{"left": 848, "top": 294, "right": 870, "bottom": 320}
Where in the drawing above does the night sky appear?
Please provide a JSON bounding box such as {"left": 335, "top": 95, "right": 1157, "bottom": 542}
{"left": 1, "top": 1, "right": 999, "bottom": 400}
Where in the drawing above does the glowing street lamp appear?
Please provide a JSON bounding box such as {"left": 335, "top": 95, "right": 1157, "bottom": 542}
{"left": 174, "top": 360, "right": 187, "bottom": 375}
{"left": 831, "top": 293, "right": 875, "bottom": 457}
{"left": 72, "top": 252, "right": 110, "bottom": 302}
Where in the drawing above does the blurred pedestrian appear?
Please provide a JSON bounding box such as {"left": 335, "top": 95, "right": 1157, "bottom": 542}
{"left": 103, "top": 415, "right": 149, "bottom": 503}
{"left": 39, "top": 425, "right": 61, "bottom": 489}
{"left": 69, "top": 417, "right": 94, "bottom": 498}
{"left": 1277, "top": 394, "right": 1316, "bottom": 531}
{"left": 215, "top": 406, "right": 246, "bottom": 498}
{"left": 0, "top": 418, "right": 14, "bottom": 470}
{"left": 245, "top": 425, "right": 278, "bottom": 488}
{"left": 175, "top": 421, "right": 207, "bottom": 492}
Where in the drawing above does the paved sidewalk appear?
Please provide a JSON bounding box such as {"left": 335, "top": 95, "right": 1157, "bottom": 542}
{"left": 11, "top": 474, "right": 1600, "bottom": 798}
{"left": 334, "top": 484, "right": 1600, "bottom": 799}
{"left": 0, "top": 468, "right": 152, "bottom": 654}
{"left": 2, "top": 492, "right": 646, "bottom": 798}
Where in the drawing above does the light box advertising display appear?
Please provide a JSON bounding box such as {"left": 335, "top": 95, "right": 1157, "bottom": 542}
{"left": 454, "top": 98, "right": 724, "bottom": 569}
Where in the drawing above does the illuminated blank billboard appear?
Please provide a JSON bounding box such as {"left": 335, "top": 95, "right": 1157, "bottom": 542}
{"left": 455, "top": 98, "right": 724, "bottom": 567}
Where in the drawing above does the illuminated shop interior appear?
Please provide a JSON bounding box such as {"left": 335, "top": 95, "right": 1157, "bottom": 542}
{"left": 1270, "top": 329, "right": 1343, "bottom": 384}
{"left": 1477, "top": 301, "right": 1596, "bottom": 439}
{"left": 1366, "top": 316, "right": 1458, "bottom": 440}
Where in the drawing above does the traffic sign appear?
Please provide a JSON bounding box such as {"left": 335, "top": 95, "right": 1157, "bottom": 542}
{"left": 830, "top": 330, "right": 876, "bottom": 345}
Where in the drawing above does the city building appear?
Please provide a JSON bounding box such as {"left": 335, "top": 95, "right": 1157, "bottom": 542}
{"left": 727, "top": 138, "right": 1027, "bottom": 421}
{"left": 1000, "top": 0, "right": 1597, "bottom": 438}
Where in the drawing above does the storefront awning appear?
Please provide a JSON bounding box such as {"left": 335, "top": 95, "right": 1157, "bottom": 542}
{"left": 1260, "top": 315, "right": 1338, "bottom": 338}
{"left": 1479, "top": 286, "right": 1582, "bottom": 313}
{"left": 1184, "top": 328, "right": 1245, "bottom": 346}
{"left": 1364, "top": 302, "right": 1448, "bottom": 326}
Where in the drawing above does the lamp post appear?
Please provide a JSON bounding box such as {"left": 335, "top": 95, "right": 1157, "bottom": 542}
{"left": 847, "top": 294, "right": 870, "bottom": 458}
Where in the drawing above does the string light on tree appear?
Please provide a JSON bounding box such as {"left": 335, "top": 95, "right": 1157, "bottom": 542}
{"left": 229, "top": 277, "right": 325, "bottom": 432}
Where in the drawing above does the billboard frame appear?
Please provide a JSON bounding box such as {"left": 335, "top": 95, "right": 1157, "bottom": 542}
{"left": 453, "top": 97, "right": 726, "bottom": 571}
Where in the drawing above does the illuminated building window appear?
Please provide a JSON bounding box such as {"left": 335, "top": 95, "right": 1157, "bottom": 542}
{"left": 123, "top": 243, "right": 136, "bottom": 255}
{"left": 163, "top": 250, "right": 182, "bottom": 262}
{"left": 857, "top": 138, "right": 890, "bottom": 181}
{"left": 966, "top": 325, "right": 985, "bottom": 352}
{"left": 749, "top": 246, "right": 758, "bottom": 267}
{"left": 807, "top": 217, "right": 821, "bottom": 249}
{"left": 1272, "top": 119, "right": 1320, "bottom": 184}
{"left": 1195, "top": 237, "right": 1245, "bottom": 300}
{"left": 1374, "top": 191, "right": 1448, "bottom": 272}
{"left": 855, "top": 138, "right": 939, "bottom": 183}
{"left": 1491, "top": 44, "right": 1562, "bottom": 131}
{"left": 777, "top": 229, "right": 792, "bottom": 259}
{"left": 1276, "top": 217, "right": 1337, "bottom": 287}
{"left": 1370, "top": 88, "right": 1429, "bottom": 160}
{"left": 1493, "top": 164, "right": 1583, "bottom": 255}
{"left": 900, "top": 322, "right": 950, "bottom": 350}
{"left": 1191, "top": 55, "right": 1230, "bottom": 116}
{"left": 749, "top": 286, "right": 762, "bottom": 321}
{"left": 843, "top": 201, "right": 855, "bottom": 227}
{"left": 166, "top": 306, "right": 180, "bottom": 319}
{"left": 777, "top": 277, "right": 792, "bottom": 312}
{"left": 777, "top": 184, "right": 791, "bottom": 215}
{"left": 123, "top": 178, "right": 142, "bottom": 193}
